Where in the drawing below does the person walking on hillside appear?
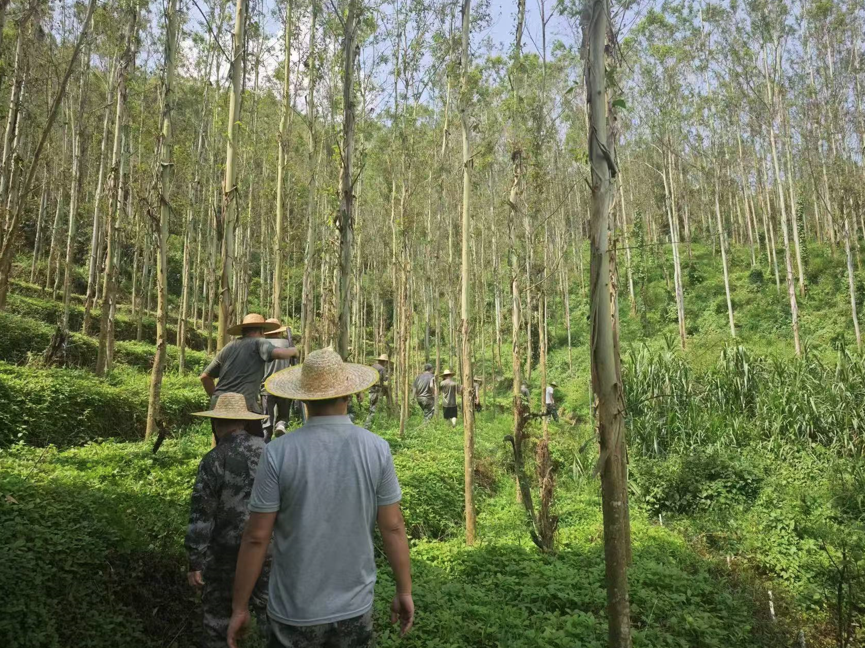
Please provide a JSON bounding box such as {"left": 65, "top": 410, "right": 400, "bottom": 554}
{"left": 439, "top": 369, "right": 462, "bottom": 428}
{"left": 229, "top": 348, "right": 414, "bottom": 648}
{"left": 545, "top": 381, "right": 559, "bottom": 422}
{"left": 261, "top": 319, "right": 300, "bottom": 441}
{"left": 473, "top": 377, "right": 483, "bottom": 413}
{"left": 412, "top": 363, "right": 436, "bottom": 421}
{"left": 199, "top": 314, "right": 298, "bottom": 439}
{"left": 185, "top": 393, "right": 271, "bottom": 648}
{"left": 520, "top": 382, "right": 530, "bottom": 407}
{"left": 364, "top": 353, "right": 391, "bottom": 428}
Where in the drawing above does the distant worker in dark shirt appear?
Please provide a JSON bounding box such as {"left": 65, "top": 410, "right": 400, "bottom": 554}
{"left": 261, "top": 319, "right": 300, "bottom": 441}
{"left": 412, "top": 364, "right": 436, "bottom": 421}
{"left": 364, "top": 353, "right": 391, "bottom": 428}
{"left": 199, "top": 313, "right": 298, "bottom": 440}
{"left": 439, "top": 369, "right": 462, "bottom": 428}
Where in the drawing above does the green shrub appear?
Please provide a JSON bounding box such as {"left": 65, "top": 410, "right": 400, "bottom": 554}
{"left": 0, "top": 363, "right": 206, "bottom": 447}
{"left": 393, "top": 447, "right": 466, "bottom": 539}
{"left": 0, "top": 311, "right": 209, "bottom": 374}
{"left": 748, "top": 268, "right": 764, "bottom": 285}
{"left": 633, "top": 448, "right": 763, "bottom": 517}
{"left": 687, "top": 262, "right": 705, "bottom": 286}
{"left": 0, "top": 437, "right": 204, "bottom": 648}
{"left": 0, "top": 433, "right": 784, "bottom": 648}
{"left": 4, "top": 293, "right": 210, "bottom": 351}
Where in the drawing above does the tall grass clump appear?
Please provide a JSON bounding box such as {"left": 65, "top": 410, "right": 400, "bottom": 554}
{"left": 625, "top": 344, "right": 865, "bottom": 458}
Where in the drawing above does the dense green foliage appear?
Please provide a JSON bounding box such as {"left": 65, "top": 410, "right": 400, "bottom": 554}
{"left": 0, "top": 418, "right": 784, "bottom": 648}
{"left": 2, "top": 240, "right": 864, "bottom": 647}
{"left": 0, "top": 364, "right": 205, "bottom": 446}
{"left": 0, "top": 310, "right": 209, "bottom": 373}
{"left": 4, "top": 286, "right": 209, "bottom": 351}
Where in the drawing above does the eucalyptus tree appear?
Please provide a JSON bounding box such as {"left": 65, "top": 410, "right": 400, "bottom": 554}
{"left": 582, "top": 0, "right": 632, "bottom": 643}
{"left": 146, "top": 0, "right": 179, "bottom": 439}
{"left": 217, "top": 0, "right": 248, "bottom": 349}
{"left": 335, "top": 0, "right": 362, "bottom": 359}
{"left": 273, "top": 0, "right": 294, "bottom": 322}
{"left": 96, "top": 1, "right": 139, "bottom": 376}
{"left": 61, "top": 49, "right": 92, "bottom": 331}
{"left": 457, "top": 0, "right": 476, "bottom": 546}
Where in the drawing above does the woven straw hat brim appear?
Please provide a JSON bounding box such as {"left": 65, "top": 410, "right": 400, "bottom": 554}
{"left": 264, "top": 325, "right": 289, "bottom": 336}
{"left": 192, "top": 410, "right": 268, "bottom": 420}
{"left": 266, "top": 362, "right": 379, "bottom": 401}
{"left": 191, "top": 409, "right": 268, "bottom": 420}
{"left": 227, "top": 321, "right": 281, "bottom": 336}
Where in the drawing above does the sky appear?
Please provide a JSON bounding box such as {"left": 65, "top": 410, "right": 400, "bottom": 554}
{"left": 484, "top": 0, "right": 576, "bottom": 57}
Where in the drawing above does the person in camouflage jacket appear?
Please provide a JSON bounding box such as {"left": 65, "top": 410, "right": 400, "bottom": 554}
{"left": 185, "top": 393, "right": 270, "bottom": 648}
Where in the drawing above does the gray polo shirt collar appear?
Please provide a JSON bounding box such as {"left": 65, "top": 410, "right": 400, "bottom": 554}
{"left": 303, "top": 415, "right": 353, "bottom": 427}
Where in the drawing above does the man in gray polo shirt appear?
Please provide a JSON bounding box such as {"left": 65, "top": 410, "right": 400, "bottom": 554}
{"left": 227, "top": 348, "right": 414, "bottom": 648}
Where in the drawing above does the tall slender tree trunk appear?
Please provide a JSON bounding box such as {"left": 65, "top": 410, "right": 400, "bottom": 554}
{"left": 336, "top": 0, "right": 359, "bottom": 358}
{"left": 273, "top": 1, "right": 293, "bottom": 321}
{"left": 583, "top": 0, "right": 632, "bottom": 644}
{"left": 61, "top": 53, "right": 91, "bottom": 330}
{"left": 782, "top": 113, "right": 805, "bottom": 296}
{"left": 96, "top": 7, "right": 137, "bottom": 375}
{"left": 301, "top": 2, "right": 318, "bottom": 356}
{"left": 0, "top": 27, "right": 26, "bottom": 209}
{"left": 30, "top": 166, "right": 49, "bottom": 283}
{"left": 83, "top": 59, "right": 116, "bottom": 334}
{"left": 619, "top": 176, "right": 636, "bottom": 316}
{"left": 714, "top": 168, "right": 735, "bottom": 337}
{"left": 46, "top": 179, "right": 65, "bottom": 293}
{"left": 217, "top": 0, "right": 247, "bottom": 349}
{"left": 844, "top": 216, "right": 861, "bottom": 351}
{"left": 146, "top": 0, "right": 177, "bottom": 439}
{"left": 736, "top": 132, "right": 757, "bottom": 268}
{"left": 458, "top": 0, "right": 476, "bottom": 547}
{"left": 765, "top": 48, "right": 801, "bottom": 357}
{"left": 662, "top": 157, "right": 686, "bottom": 349}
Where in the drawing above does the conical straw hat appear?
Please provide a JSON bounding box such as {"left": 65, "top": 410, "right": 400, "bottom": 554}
{"left": 267, "top": 347, "right": 379, "bottom": 401}
{"left": 263, "top": 317, "right": 289, "bottom": 337}
{"left": 441, "top": 369, "right": 455, "bottom": 377}
{"left": 227, "top": 313, "right": 280, "bottom": 336}
{"left": 192, "top": 392, "right": 268, "bottom": 420}
{"left": 376, "top": 353, "right": 390, "bottom": 363}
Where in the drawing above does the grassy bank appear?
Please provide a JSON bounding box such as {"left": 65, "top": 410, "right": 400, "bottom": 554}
{"left": 0, "top": 412, "right": 784, "bottom": 648}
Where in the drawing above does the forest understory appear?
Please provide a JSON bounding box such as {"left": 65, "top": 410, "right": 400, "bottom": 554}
{"left": 1, "top": 0, "right": 865, "bottom": 644}
{"left": 3, "top": 241, "right": 865, "bottom": 648}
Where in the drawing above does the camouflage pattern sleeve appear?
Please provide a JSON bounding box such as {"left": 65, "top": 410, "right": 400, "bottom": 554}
{"left": 185, "top": 452, "right": 223, "bottom": 571}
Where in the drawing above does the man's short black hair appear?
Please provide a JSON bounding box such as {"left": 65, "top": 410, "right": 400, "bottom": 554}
{"left": 424, "top": 363, "right": 433, "bottom": 372}
{"left": 242, "top": 327, "right": 265, "bottom": 337}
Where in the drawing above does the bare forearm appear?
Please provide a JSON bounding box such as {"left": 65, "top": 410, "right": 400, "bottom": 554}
{"left": 381, "top": 527, "right": 411, "bottom": 594}
{"left": 272, "top": 347, "right": 298, "bottom": 360}
{"left": 200, "top": 374, "right": 216, "bottom": 396}
{"left": 232, "top": 535, "right": 269, "bottom": 611}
